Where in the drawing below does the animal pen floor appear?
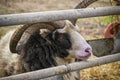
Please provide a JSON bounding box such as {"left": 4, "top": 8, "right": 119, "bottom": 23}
{"left": 0, "top": 0, "right": 120, "bottom": 80}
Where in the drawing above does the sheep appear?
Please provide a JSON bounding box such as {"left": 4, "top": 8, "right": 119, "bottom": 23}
{"left": 0, "top": 0, "right": 98, "bottom": 79}
{"left": 0, "top": 20, "right": 92, "bottom": 80}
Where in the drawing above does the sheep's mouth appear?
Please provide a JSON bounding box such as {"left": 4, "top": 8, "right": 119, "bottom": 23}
{"left": 76, "top": 53, "right": 91, "bottom": 60}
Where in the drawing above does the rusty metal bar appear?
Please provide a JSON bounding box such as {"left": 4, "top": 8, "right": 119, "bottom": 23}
{"left": 0, "top": 53, "right": 120, "bottom": 80}
{"left": 0, "top": 6, "right": 120, "bottom": 26}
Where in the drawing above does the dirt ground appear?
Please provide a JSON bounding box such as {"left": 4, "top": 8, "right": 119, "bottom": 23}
{"left": 0, "top": 0, "right": 120, "bottom": 80}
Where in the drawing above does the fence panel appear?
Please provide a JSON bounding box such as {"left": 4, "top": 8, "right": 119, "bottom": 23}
{"left": 0, "top": 53, "right": 120, "bottom": 80}
{"left": 0, "top": 6, "right": 120, "bottom": 26}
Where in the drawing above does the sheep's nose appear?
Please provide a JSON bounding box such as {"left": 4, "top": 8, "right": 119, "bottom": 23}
{"left": 85, "top": 47, "right": 92, "bottom": 54}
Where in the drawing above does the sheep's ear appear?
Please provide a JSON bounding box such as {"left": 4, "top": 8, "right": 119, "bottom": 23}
{"left": 64, "top": 21, "right": 80, "bottom": 33}
{"left": 40, "top": 29, "right": 51, "bottom": 38}
{"left": 65, "top": 20, "right": 76, "bottom": 29}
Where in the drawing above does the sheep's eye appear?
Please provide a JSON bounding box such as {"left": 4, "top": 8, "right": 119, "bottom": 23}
{"left": 54, "top": 32, "right": 68, "bottom": 41}
{"left": 54, "top": 32, "right": 72, "bottom": 49}
{"left": 57, "top": 34, "right": 65, "bottom": 41}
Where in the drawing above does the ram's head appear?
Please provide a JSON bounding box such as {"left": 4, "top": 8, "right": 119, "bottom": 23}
{"left": 9, "top": 20, "right": 92, "bottom": 60}
{"left": 9, "top": 0, "right": 98, "bottom": 60}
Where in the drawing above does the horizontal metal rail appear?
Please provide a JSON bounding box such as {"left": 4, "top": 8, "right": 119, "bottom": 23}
{"left": 0, "top": 53, "right": 120, "bottom": 80}
{"left": 0, "top": 6, "right": 120, "bottom": 26}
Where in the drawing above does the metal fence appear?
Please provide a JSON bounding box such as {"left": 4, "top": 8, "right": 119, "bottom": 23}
{"left": 0, "top": 6, "right": 120, "bottom": 80}
{"left": 0, "top": 6, "right": 120, "bottom": 26}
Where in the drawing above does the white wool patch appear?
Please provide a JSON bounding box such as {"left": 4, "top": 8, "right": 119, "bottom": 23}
{"left": 0, "top": 30, "right": 19, "bottom": 63}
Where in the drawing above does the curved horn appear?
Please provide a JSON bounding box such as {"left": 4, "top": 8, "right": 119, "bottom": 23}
{"left": 69, "top": 0, "right": 98, "bottom": 25}
{"left": 10, "top": 21, "right": 65, "bottom": 53}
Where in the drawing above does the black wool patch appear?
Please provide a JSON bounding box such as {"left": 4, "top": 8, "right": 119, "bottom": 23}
{"left": 23, "top": 32, "right": 57, "bottom": 71}
{"left": 20, "top": 32, "right": 72, "bottom": 71}
{"left": 54, "top": 31, "right": 72, "bottom": 49}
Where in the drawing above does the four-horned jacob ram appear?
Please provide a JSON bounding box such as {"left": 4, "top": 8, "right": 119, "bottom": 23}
{"left": 0, "top": 20, "right": 92, "bottom": 80}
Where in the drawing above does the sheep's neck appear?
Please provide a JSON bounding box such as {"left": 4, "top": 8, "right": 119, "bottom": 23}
{"left": 55, "top": 57, "right": 75, "bottom": 65}
{"left": 55, "top": 57, "right": 79, "bottom": 80}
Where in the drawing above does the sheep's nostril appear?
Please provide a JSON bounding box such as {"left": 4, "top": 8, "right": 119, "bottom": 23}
{"left": 85, "top": 47, "right": 92, "bottom": 53}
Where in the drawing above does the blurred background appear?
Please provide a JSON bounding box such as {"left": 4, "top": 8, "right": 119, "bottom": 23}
{"left": 0, "top": 0, "right": 120, "bottom": 80}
